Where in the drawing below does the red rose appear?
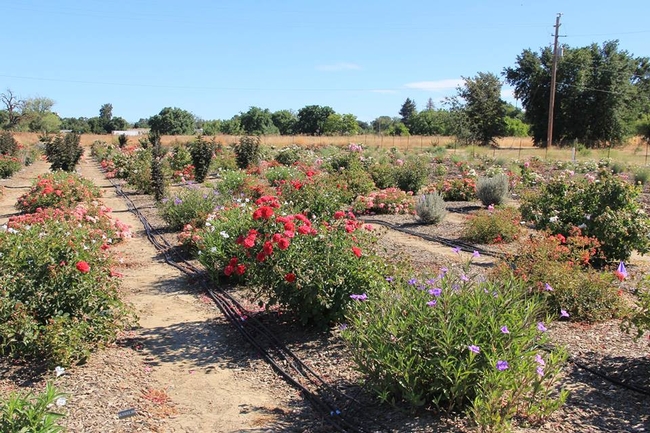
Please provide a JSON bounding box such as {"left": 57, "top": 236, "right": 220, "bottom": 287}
{"left": 76, "top": 261, "right": 91, "bottom": 273}
{"left": 352, "top": 247, "right": 362, "bottom": 258}
{"left": 284, "top": 273, "right": 296, "bottom": 283}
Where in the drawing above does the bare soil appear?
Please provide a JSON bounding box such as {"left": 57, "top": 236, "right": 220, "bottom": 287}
{"left": 1, "top": 150, "right": 649, "bottom": 432}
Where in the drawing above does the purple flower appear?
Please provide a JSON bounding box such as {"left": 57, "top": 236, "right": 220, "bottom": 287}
{"left": 460, "top": 274, "right": 470, "bottom": 282}
{"left": 487, "top": 204, "right": 495, "bottom": 211}
{"left": 500, "top": 326, "right": 510, "bottom": 334}
{"left": 535, "top": 354, "right": 546, "bottom": 366}
{"left": 617, "top": 261, "right": 628, "bottom": 279}
{"left": 468, "top": 345, "right": 480, "bottom": 354}
{"left": 560, "top": 309, "right": 570, "bottom": 318}
{"left": 544, "top": 283, "right": 554, "bottom": 292}
{"left": 408, "top": 278, "right": 417, "bottom": 286}
{"left": 426, "top": 300, "right": 437, "bottom": 307}
{"left": 536, "top": 366, "right": 545, "bottom": 377}
{"left": 537, "top": 322, "right": 547, "bottom": 332}
{"left": 339, "top": 323, "right": 348, "bottom": 331}
{"left": 496, "top": 360, "right": 509, "bottom": 371}
{"left": 472, "top": 250, "right": 480, "bottom": 258}
{"left": 440, "top": 267, "right": 448, "bottom": 275}
{"left": 428, "top": 288, "right": 442, "bottom": 297}
{"left": 173, "top": 197, "right": 183, "bottom": 205}
{"left": 452, "top": 246, "right": 461, "bottom": 254}
{"left": 385, "top": 276, "right": 394, "bottom": 283}
{"left": 350, "top": 293, "right": 368, "bottom": 301}
{"left": 425, "top": 278, "right": 437, "bottom": 286}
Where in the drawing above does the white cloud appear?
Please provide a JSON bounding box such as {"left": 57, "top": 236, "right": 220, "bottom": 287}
{"left": 404, "top": 79, "right": 464, "bottom": 92}
{"left": 315, "top": 62, "right": 361, "bottom": 72}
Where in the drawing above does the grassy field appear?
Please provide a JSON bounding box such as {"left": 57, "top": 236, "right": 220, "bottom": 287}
{"left": 11, "top": 132, "right": 650, "bottom": 166}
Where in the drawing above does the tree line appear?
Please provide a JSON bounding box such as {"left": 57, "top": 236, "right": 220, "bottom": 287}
{"left": 2, "top": 40, "right": 649, "bottom": 147}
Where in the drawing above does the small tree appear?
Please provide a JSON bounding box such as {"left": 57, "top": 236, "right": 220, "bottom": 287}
{"left": 456, "top": 72, "right": 507, "bottom": 146}
{"left": 149, "top": 132, "right": 166, "bottom": 201}
{"left": 189, "top": 136, "right": 215, "bottom": 183}
{"left": 399, "top": 98, "right": 417, "bottom": 131}
{"left": 234, "top": 136, "right": 260, "bottom": 169}
{"left": 44, "top": 133, "right": 83, "bottom": 172}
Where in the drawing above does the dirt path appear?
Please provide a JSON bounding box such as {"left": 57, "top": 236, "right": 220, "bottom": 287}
{"left": 1, "top": 153, "right": 292, "bottom": 432}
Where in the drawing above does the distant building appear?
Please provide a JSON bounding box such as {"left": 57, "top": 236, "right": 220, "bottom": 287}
{"left": 112, "top": 129, "right": 149, "bottom": 136}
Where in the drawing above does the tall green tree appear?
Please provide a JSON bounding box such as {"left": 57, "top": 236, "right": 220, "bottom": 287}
{"left": 149, "top": 107, "right": 196, "bottom": 135}
{"left": 322, "top": 113, "right": 360, "bottom": 135}
{"left": 271, "top": 110, "right": 297, "bottom": 135}
{"left": 505, "top": 40, "right": 650, "bottom": 147}
{"left": 399, "top": 98, "right": 417, "bottom": 130}
{"left": 295, "top": 105, "right": 334, "bottom": 135}
{"left": 240, "top": 106, "right": 279, "bottom": 135}
{"left": 408, "top": 110, "right": 446, "bottom": 136}
{"left": 22, "top": 97, "right": 61, "bottom": 133}
{"left": 456, "top": 72, "right": 507, "bottom": 146}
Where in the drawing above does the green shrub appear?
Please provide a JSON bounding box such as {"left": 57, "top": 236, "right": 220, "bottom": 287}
{"left": 520, "top": 170, "right": 650, "bottom": 263}
{"left": 278, "top": 174, "right": 354, "bottom": 218}
{"left": 494, "top": 230, "right": 623, "bottom": 322}
{"left": 189, "top": 136, "right": 215, "bottom": 183}
{"left": 44, "top": 133, "right": 83, "bottom": 172}
{"left": 215, "top": 169, "right": 248, "bottom": 196}
{"left": 0, "top": 155, "right": 22, "bottom": 178}
{"left": 344, "top": 271, "right": 567, "bottom": 430}
{"left": 265, "top": 165, "right": 303, "bottom": 186}
{"left": 394, "top": 159, "right": 429, "bottom": 193}
{"left": 609, "top": 161, "right": 626, "bottom": 174}
{"left": 476, "top": 174, "right": 509, "bottom": 206}
{"left": 0, "top": 382, "right": 66, "bottom": 433}
{"left": 0, "top": 214, "right": 132, "bottom": 365}
{"left": 633, "top": 167, "right": 650, "bottom": 186}
{"left": 0, "top": 131, "right": 19, "bottom": 156}
{"left": 124, "top": 148, "right": 154, "bottom": 193}
{"left": 159, "top": 186, "right": 221, "bottom": 231}
{"left": 194, "top": 197, "right": 390, "bottom": 326}
{"left": 415, "top": 193, "right": 446, "bottom": 224}
{"left": 274, "top": 145, "right": 303, "bottom": 166}
{"left": 150, "top": 132, "right": 166, "bottom": 201}
{"left": 234, "top": 136, "right": 261, "bottom": 169}
{"left": 622, "top": 282, "right": 650, "bottom": 339}
{"left": 16, "top": 171, "right": 102, "bottom": 213}
{"left": 168, "top": 143, "right": 193, "bottom": 180}
{"left": 367, "top": 163, "right": 396, "bottom": 189}
{"left": 117, "top": 133, "right": 128, "bottom": 148}
{"left": 462, "top": 207, "right": 521, "bottom": 244}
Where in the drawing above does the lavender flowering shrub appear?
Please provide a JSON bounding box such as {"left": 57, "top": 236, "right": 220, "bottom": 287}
{"left": 343, "top": 261, "right": 567, "bottom": 431}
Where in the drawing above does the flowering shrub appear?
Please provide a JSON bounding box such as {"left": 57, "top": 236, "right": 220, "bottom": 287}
{"left": 428, "top": 176, "right": 477, "bottom": 201}
{"left": 0, "top": 216, "right": 132, "bottom": 365}
{"left": 344, "top": 270, "right": 567, "bottom": 430}
{"left": 194, "top": 197, "right": 389, "bottom": 326}
{"left": 159, "top": 186, "right": 222, "bottom": 231}
{"left": 393, "top": 159, "right": 429, "bottom": 193}
{"left": 367, "top": 163, "right": 397, "bottom": 189}
{"left": 16, "top": 171, "right": 102, "bottom": 213}
{"left": 277, "top": 174, "right": 355, "bottom": 218}
{"left": 520, "top": 170, "right": 650, "bottom": 263}
{"left": 462, "top": 207, "right": 521, "bottom": 244}
{"left": 168, "top": 144, "right": 195, "bottom": 183}
{"left": 351, "top": 188, "right": 414, "bottom": 215}
{"left": 493, "top": 230, "right": 622, "bottom": 322}
{"left": 0, "top": 155, "right": 22, "bottom": 178}
{"left": 43, "top": 132, "right": 83, "bottom": 172}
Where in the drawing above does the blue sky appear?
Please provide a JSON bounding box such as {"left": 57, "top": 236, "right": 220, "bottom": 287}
{"left": 2, "top": 0, "right": 648, "bottom": 123}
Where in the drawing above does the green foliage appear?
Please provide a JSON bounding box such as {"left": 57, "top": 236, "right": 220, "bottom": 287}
{"left": 215, "top": 169, "right": 248, "bottom": 196}
{"left": 457, "top": 72, "right": 507, "bottom": 146}
{"left": 264, "top": 165, "right": 303, "bottom": 186}
{"left": 44, "top": 133, "right": 83, "bottom": 172}
{"left": 124, "top": 148, "right": 154, "bottom": 193}
{"left": 622, "top": 282, "right": 650, "bottom": 339}
{"left": 367, "top": 163, "right": 396, "bottom": 189}
{"left": 394, "top": 159, "right": 429, "bottom": 193}
{"left": 633, "top": 167, "right": 650, "bottom": 185}
{"left": 274, "top": 146, "right": 303, "bottom": 166}
{"left": 0, "top": 155, "right": 22, "bottom": 178}
{"left": 234, "top": 136, "right": 261, "bottom": 169}
{"left": 505, "top": 41, "right": 647, "bottom": 147}
{"left": 432, "top": 177, "right": 477, "bottom": 201}
{"left": 117, "top": 133, "right": 128, "bottom": 148}
{"left": 399, "top": 98, "right": 417, "bottom": 130}
{"left": 195, "top": 199, "right": 390, "bottom": 326}
{"left": 0, "top": 210, "right": 132, "bottom": 365}
{"left": 240, "top": 106, "right": 279, "bottom": 135}
{"left": 149, "top": 132, "right": 166, "bottom": 201}
{"left": 415, "top": 192, "right": 446, "bottom": 224}
{"left": 159, "top": 186, "right": 221, "bottom": 231}
{"left": 278, "top": 174, "right": 354, "bottom": 217}
{"left": 0, "top": 131, "right": 19, "bottom": 155}
{"left": 476, "top": 174, "right": 509, "bottom": 206}
{"left": 520, "top": 171, "right": 650, "bottom": 263}
{"left": 463, "top": 207, "right": 521, "bottom": 244}
{"left": 344, "top": 271, "right": 567, "bottom": 430}
{"left": 16, "top": 171, "right": 102, "bottom": 213}
{"left": 149, "top": 107, "right": 196, "bottom": 135}
{"left": 322, "top": 113, "right": 360, "bottom": 135}
{"left": 0, "top": 382, "right": 66, "bottom": 433}
{"left": 295, "top": 105, "right": 335, "bottom": 136}
{"left": 271, "top": 110, "right": 298, "bottom": 135}
{"left": 504, "top": 116, "right": 530, "bottom": 137}
{"left": 494, "top": 230, "right": 623, "bottom": 322}
{"left": 189, "top": 136, "right": 215, "bottom": 183}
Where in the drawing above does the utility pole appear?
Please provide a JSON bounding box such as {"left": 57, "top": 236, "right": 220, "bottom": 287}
{"left": 546, "top": 13, "right": 562, "bottom": 157}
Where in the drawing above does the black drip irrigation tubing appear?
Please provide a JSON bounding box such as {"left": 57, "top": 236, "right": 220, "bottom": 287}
{"left": 104, "top": 174, "right": 391, "bottom": 433}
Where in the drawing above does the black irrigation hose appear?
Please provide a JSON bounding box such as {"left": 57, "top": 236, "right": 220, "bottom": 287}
{"left": 104, "top": 174, "right": 389, "bottom": 433}
{"left": 359, "top": 217, "right": 508, "bottom": 260}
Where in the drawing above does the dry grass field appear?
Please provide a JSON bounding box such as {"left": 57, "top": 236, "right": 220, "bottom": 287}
{"left": 11, "top": 132, "right": 650, "bottom": 166}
